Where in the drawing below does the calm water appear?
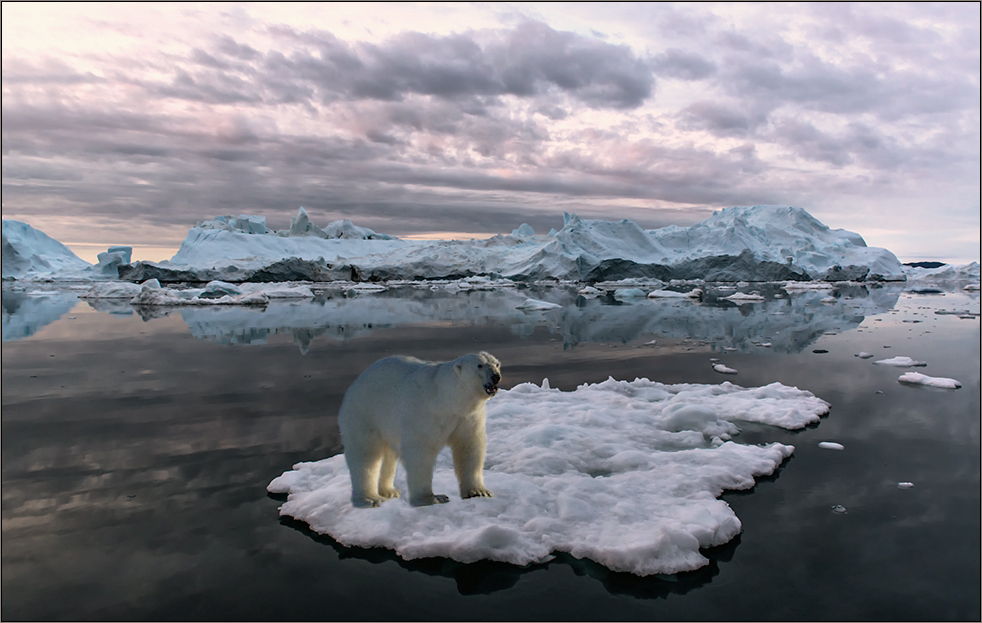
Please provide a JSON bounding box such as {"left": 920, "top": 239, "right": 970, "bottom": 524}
{"left": 2, "top": 285, "right": 979, "bottom": 620}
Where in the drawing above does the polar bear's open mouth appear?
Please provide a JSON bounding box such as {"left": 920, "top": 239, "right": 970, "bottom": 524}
{"left": 484, "top": 382, "right": 498, "bottom": 396}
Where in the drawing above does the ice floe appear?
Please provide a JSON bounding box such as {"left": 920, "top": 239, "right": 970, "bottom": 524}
{"left": 269, "top": 377, "right": 830, "bottom": 576}
{"left": 897, "top": 372, "right": 962, "bottom": 389}
{"left": 818, "top": 442, "right": 844, "bottom": 450}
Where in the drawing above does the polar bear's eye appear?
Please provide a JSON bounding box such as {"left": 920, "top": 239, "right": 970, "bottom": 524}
{"left": 477, "top": 364, "right": 484, "bottom": 369}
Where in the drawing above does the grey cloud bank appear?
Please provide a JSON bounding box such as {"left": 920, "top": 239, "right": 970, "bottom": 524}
{"left": 1, "top": 3, "right": 979, "bottom": 263}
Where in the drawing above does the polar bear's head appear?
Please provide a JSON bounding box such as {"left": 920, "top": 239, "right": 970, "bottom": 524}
{"left": 454, "top": 352, "right": 502, "bottom": 399}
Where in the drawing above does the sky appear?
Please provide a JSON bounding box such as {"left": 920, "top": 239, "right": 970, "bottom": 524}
{"left": 2, "top": 2, "right": 980, "bottom": 264}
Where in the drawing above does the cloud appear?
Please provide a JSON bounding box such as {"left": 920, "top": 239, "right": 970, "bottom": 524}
{"left": 148, "top": 21, "right": 656, "bottom": 111}
{"left": 1, "top": 4, "right": 978, "bottom": 262}
{"left": 650, "top": 49, "right": 717, "bottom": 81}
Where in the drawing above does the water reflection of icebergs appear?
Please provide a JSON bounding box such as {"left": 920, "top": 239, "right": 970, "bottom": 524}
{"left": 2, "top": 290, "right": 79, "bottom": 341}
{"left": 178, "top": 284, "right": 903, "bottom": 354}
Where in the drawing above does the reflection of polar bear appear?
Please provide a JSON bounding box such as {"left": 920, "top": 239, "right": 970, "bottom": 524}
{"left": 338, "top": 352, "right": 502, "bottom": 507}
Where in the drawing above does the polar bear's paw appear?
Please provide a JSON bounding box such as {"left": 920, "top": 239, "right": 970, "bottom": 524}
{"left": 378, "top": 486, "right": 401, "bottom": 500}
{"left": 461, "top": 487, "right": 494, "bottom": 499}
{"left": 351, "top": 495, "right": 383, "bottom": 508}
{"left": 410, "top": 493, "right": 450, "bottom": 507}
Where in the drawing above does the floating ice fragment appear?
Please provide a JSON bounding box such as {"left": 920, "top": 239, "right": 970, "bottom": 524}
{"left": 82, "top": 281, "right": 143, "bottom": 299}
{"left": 516, "top": 298, "right": 562, "bottom": 311}
{"left": 898, "top": 372, "right": 961, "bottom": 389}
{"left": 818, "top": 442, "right": 844, "bottom": 450}
{"left": 347, "top": 283, "right": 388, "bottom": 293}
{"left": 897, "top": 482, "right": 915, "bottom": 489}
{"left": 647, "top": 288, "right": 702, "bottom": 299}
{"left": 722, "top": 292, "right": 765, "bottom": 303}
{"left": 855, "top": 352, "right": 874, "bottom": 359}
{"left": 874, "top": 356, "right": 927, "bottom": 367}
{"left": 712, "top": 363, "right": 738, "bottom": 374}
{"left": 577, "top": 286, "right": 603, "bottom": 297}
{"left": 613, "top": 288, "right": 646, "bottom": 300}
{"left": 831, "top": 505, "right": 848, "bottom": 514}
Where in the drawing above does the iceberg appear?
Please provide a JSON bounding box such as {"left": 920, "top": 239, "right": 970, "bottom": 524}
{"left": 903, "top": 262, "right": 980, "bottom": 291}
{"left": 115, "top": 206, "right": 907, "bottom": 284}
{"left": 269, "top": 377, "right": 830, "bottom": 576}
{"left": 2, "top": 219, "right": 92, "bottom": 280}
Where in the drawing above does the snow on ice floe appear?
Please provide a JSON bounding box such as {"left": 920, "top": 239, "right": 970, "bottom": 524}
{"left": 818, "top": 442, "right": 844, "bottom": 450}
{"left": 268, "top": 377, "right": 830, "bottom": 576}
{"left": 897, "top": 372, "right": 962, "bottom": 389}
{"left": 873, "top": 356, "right": 928, "bottom": 367}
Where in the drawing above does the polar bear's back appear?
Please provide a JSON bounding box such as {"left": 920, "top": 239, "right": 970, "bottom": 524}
{"left": 338, "top": 355, "right": 443, "bottom": 430}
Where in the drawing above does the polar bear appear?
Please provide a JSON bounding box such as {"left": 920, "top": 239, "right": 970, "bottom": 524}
{"left": 338, "top": 352, "right": 501, "bottom": 507}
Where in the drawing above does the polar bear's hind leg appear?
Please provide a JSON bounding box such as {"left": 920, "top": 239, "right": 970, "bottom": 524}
{"left": 345, "top": 441, "right": 385, "bottom": 508}
{"left": 402, "top": 441, "right": 450, "bottom": 506}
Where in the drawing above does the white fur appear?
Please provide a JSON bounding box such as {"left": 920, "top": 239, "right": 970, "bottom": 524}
{"left": 338, "top": 352, "right": 501, "bottom": 507}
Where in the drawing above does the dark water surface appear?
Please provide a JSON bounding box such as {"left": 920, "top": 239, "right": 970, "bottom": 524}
{"left": 2, "top": 286, "right": 979, "bottom": 620}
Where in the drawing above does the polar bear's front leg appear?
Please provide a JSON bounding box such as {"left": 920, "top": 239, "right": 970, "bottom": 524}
{"left": 451, "top": 422, "right": 493, "bottom": 500}
{"left": 377, "top": 447, "right": 402, "bottom": 500}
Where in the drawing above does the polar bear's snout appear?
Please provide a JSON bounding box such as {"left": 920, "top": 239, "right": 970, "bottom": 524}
{"left": 484, "top": 372, "right": 501, "bottom": 396}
